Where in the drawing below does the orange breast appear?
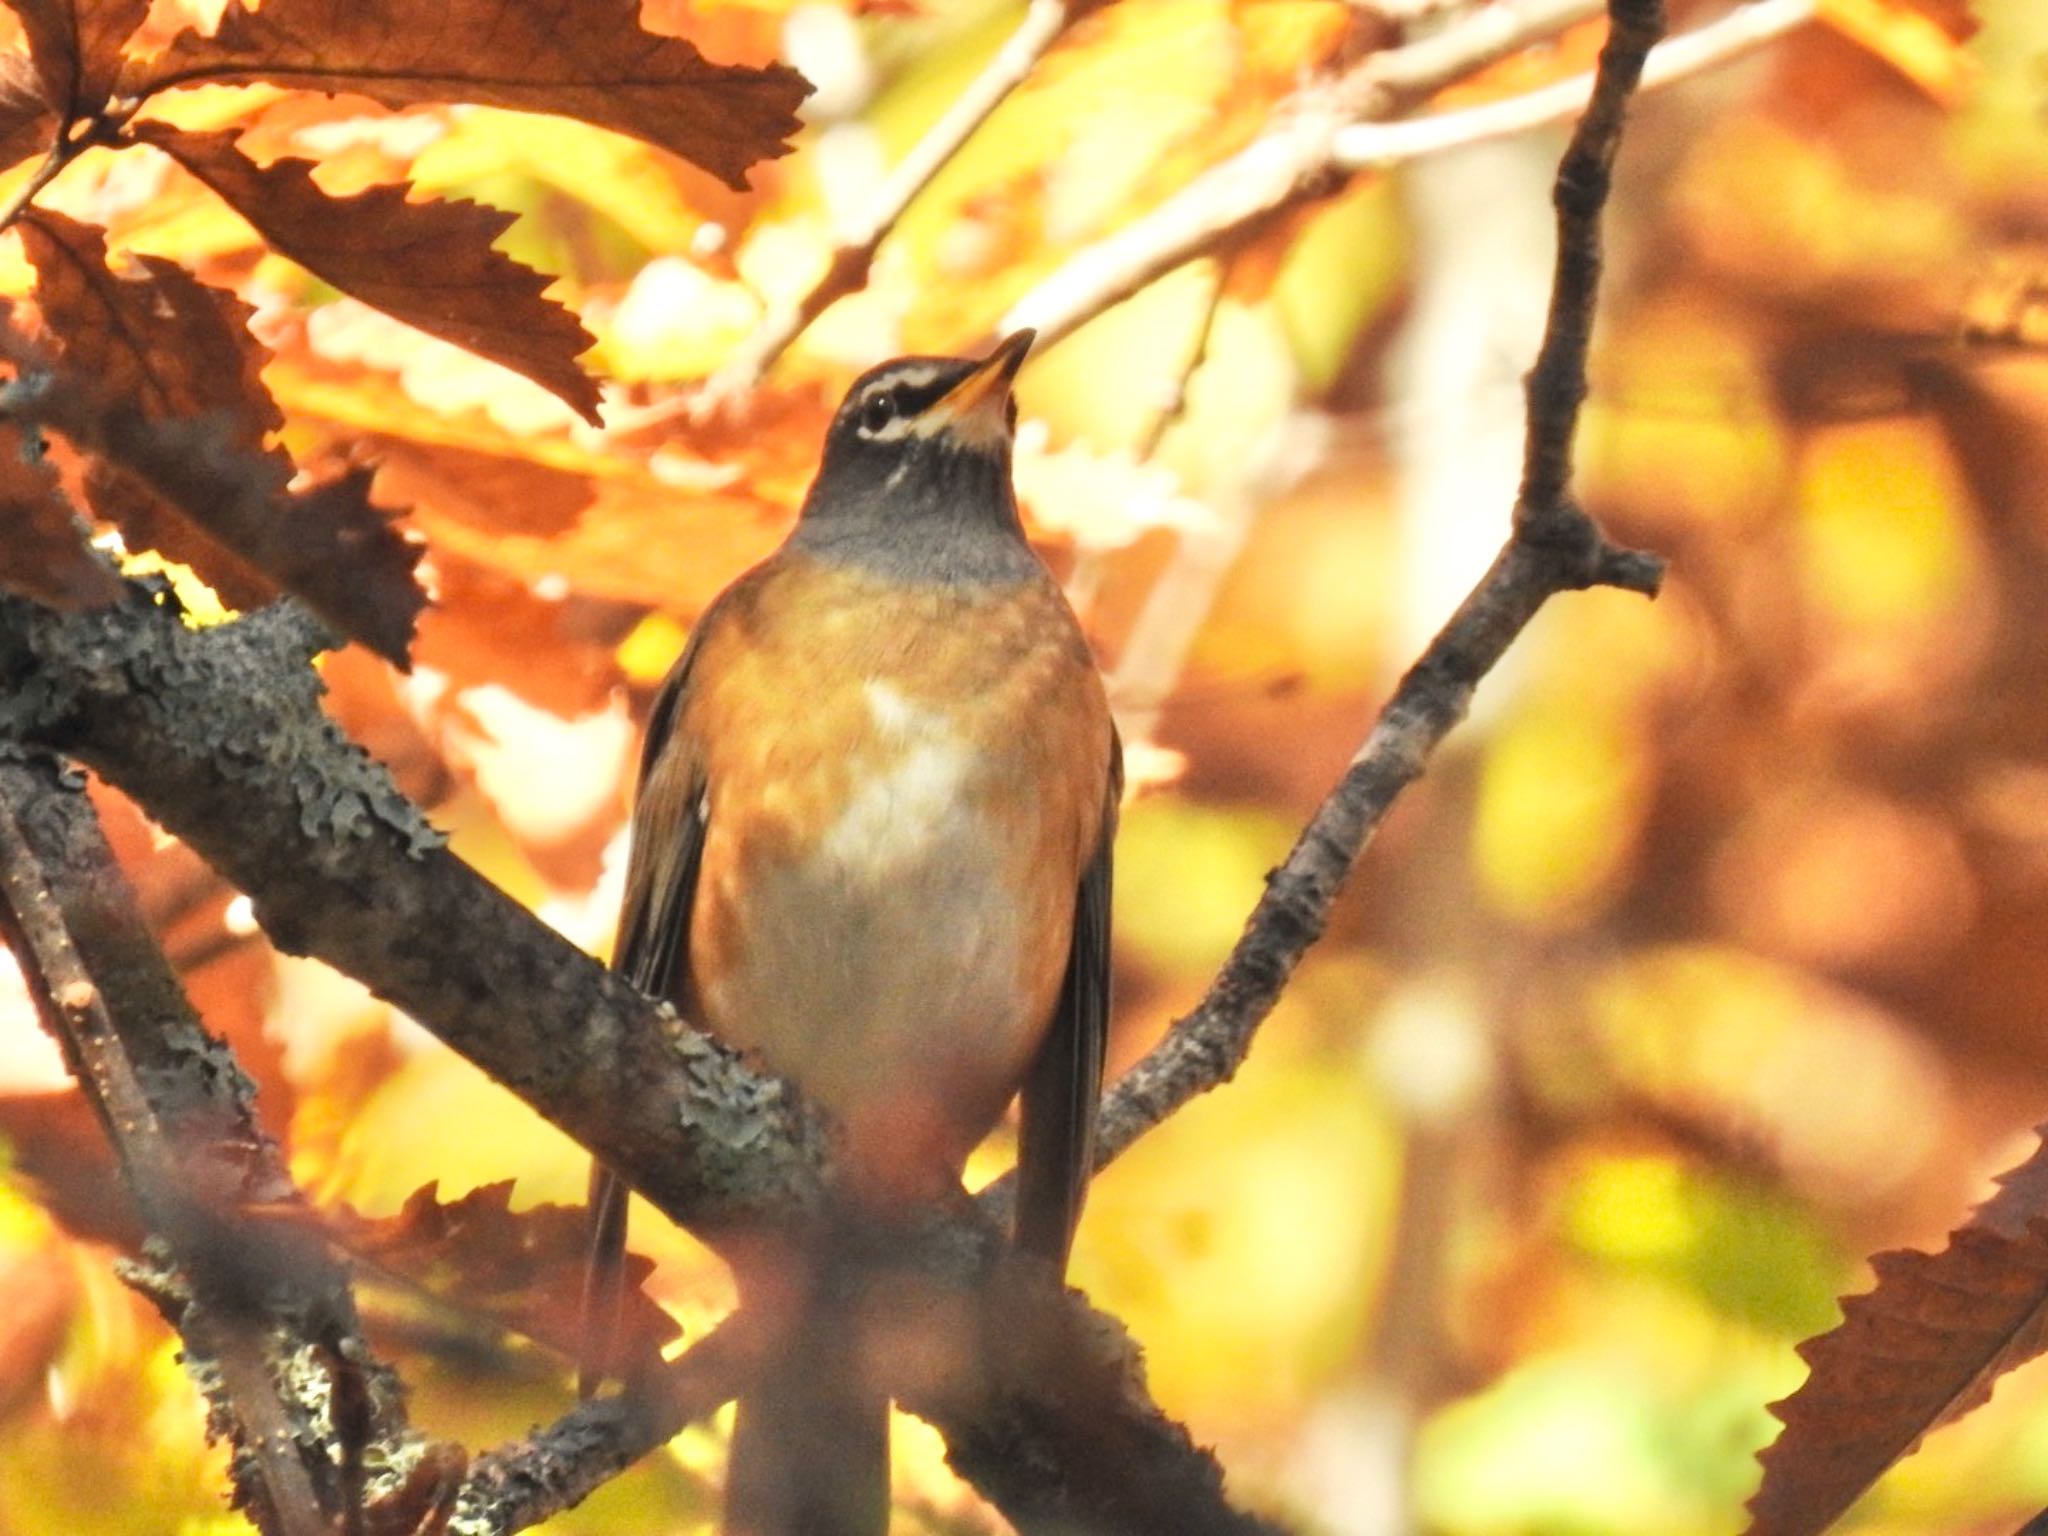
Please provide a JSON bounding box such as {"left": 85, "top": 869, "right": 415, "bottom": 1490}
{"left": 679, "top": 552, "right": 1113, "bottom": 1197}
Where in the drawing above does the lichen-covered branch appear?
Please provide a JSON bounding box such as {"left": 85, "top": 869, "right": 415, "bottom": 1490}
{"left": 0, "top": 590, "right": 1272, "bottom": 1535}
{"left": 0, "top": 591, "right": 839, "bottom": 1237}
{"left": 0, "top": 752, "right": 436, "bottom": 1535}
{"left": 451, "top": 1319, "right": 750, "bottom": 1535}
{"left": 0, "top": 1, "right": 1670, "bottom": 1524}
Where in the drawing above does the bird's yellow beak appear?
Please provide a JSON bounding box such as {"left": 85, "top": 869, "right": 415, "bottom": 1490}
{"left": 928, "top": 329, "right": 1034, "bottom": 446}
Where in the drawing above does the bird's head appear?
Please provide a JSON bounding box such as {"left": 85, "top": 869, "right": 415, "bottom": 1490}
{"left": 794, "top": 332, "right": 1036, "bottom": 570}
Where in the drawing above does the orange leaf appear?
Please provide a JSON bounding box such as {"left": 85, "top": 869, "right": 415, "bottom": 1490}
{"left": 135, "top": 123, "right": 603, "bottom": 424}
{"left": 5, "top": 227, "right": 427, "bottom": 660}
{"left": 1818, "top": 0, "right": 1979, "bottom": 104}
{"left": 75, "top": 403, "right": 424, "bottom": 664}
{"left": 122, "top": 0, "right": 811, "bottom": 191}
{"left": 5, "top": 0, "right": 145, "bottom": 114}
{"left": 0, "top": 418, "right": 121, "bottom": 607}
{"left": 19, "top": 206, "right": 283, "bottom": 605}
{"left": 0, "top": 51, "right": 52, "bottom": 174}
{"left": 330, "top": 1180, "right": 681, "bottom": 1370}
{"left": 1748, "top": 1129, "right": 2048, "bottom": 1535}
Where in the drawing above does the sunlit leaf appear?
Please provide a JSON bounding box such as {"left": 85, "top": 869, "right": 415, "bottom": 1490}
{"left": 0, "top": 418, "right": 120, "bottom": 607}
{"left": 5, "top": 0, "right": 145, "bottom": 116}
{"left": 122, "top": 0, "right": 811, "bottom": 192}
{"left": 134, "top": 124, "right": 603, "bottom": 423}
{"left": 0, "top": 51, "right": 52, "bottom": 175}
{"left": 1818, "top": 0, "right": 1981, "bottom": 103}
{"left": 19, "top": 206, "right": 280, "bottom": 601}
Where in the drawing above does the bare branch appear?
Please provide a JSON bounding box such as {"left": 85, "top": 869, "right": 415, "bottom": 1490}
{"left": 983, "top": 0, "right": 1667, "bottom": 1219}
{"left": 1002, "top": 0, "right": 1603, "bottom": 350}
{"left": 1335, "top": 0, "right": 1816, "bottom": 170}
{"left": 1517, "top": 0, "right": 1665, "bottom": 519}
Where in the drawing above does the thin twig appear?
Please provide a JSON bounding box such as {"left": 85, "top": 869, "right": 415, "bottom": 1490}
{"left": 1002, "top": 0, "right": 1604, "bottom": 350}
{"left": 0, "top": 134, "right": 79, "bottom": 235}
{"left": 982, "top": 0, "right": 1668, "bottom": 1221}
{"left": 701, "top": 0, "right": 1088, "bottom": 403}
{"left": 1335, "top": 0, "right": 1816, "bottom": 169}
{"left": 1063, "top": 256, "right": 1229, "bottom": 623}
{"left": 1132, "top": 257, "right": 1230, "bottom": 461}
{"left": 1517, "top": 0, "right": 1665, "bottom": 519}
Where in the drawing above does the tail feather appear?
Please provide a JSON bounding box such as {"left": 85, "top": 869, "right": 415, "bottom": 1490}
{"left": 725, "top": 1279, "right": 889, "bottom": 1536}
{"left": 578, "top": 1161, "right": 631, "bottom": 1398}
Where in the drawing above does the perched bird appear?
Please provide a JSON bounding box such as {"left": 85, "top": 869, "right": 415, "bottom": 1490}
{"left": 582, "top": 330, "right": 1119, "bottom": 1536}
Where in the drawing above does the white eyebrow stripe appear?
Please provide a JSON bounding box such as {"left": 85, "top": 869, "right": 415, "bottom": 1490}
{"left": 881, "top": 364, "right": 943, "bottom": 391}
{"left": 854, "top": 363, "right": 956, "bottom": 440}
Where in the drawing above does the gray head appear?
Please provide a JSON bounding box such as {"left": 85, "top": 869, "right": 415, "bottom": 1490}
{"left": 787, "top": 331, "right": 1042, "bottom": 585}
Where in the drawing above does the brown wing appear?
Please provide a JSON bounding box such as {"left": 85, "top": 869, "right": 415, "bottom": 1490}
{"left": 1014, "top": 733, "right": 1120, "bottom": 1269}
{"left": 579, "top": 599, "right": 728, "bottom": 1395}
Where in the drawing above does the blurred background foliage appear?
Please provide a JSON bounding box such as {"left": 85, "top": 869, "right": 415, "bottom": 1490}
{"left": 0, "top": 0, "right": 2045, "bottom": 1531}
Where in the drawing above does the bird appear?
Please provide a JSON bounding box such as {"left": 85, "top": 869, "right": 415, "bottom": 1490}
{"left": 580, "top": 328, "right": 1119, "bottom": 1536}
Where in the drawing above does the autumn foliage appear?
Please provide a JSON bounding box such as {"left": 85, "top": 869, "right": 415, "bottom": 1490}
{"left": 0, "top": 0, "right": 2045, "bottom": 1533}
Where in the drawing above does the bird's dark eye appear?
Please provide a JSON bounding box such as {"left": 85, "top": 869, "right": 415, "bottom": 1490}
{"left": 860, "top": 390, "right": 899, "bottom": 434}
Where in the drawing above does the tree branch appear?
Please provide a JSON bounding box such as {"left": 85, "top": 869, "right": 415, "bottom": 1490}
{"left": 1001, "top": 0, "right": 1603, "bottom": 350}
{"left": 0, "top": 752, "right": 440, "bottom": 1535}
{"left": 0, "top": 588, "right": 1268, "bottom": 1534}
{"left": 981, "top": 0, "right": 1667, "bottom": 1215}
{"left": 0, "top": 0, "right": 1669, "bottom": 1522}
{"left": 1334, "top": 0, "right": 1815, "bottom": 170}
{"left": 450, "top": 1319, "right": 751, "bottom": 1535}
{"left": 0, "top": 591, "right": 839, "bottom": 1237}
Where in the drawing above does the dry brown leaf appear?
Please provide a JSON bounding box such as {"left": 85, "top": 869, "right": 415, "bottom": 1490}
{"left": 17, "top": 208, "right": 427, "bottom": 659}
{"left": 6, "top": 0, "right": 146, "bottom": 113}
{"left": 0, "top": 418, "right": 121, "bottom": 606}
{"left": 122, "top": 0, "right": 810, "bottom": 192}
{"left": 135, "top": 123, "right": 603, "bottom": 424}
{"left": 1748, "top": 1134, "right": 2048, "bottom": 1535}
{"left": 330, "top": 1180, "right": 681, "bottom": 1370}
{"left": 0, "top": 51, "right": 52, "bottom": 173}
{"left": 410, "top": 553, "right": 624, "bottom": 718}
{"left": 19, "top": 206, "right": 283, "bottom": 605}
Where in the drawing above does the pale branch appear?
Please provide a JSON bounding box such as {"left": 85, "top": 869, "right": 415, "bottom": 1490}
{"left": 1334, "top": 0, "right": 1816, "bottom": 170}
{"left": 1000, "top": 0, "right": 1603, "bottom": 350}
{"left": 0, "top": 753, "right": 427, "bottom": 1536}
{"left": 703, "top": 0, "right": 1092, "bottom": 402}
{"left": 981, "top": 0, "right": 1666, "bottom": 1218}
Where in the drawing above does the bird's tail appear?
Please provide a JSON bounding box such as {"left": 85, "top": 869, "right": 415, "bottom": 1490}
{"left": 724, "top": 1259, "right": 889, "bottom": 1536}
{"left": 578, "top": 1160, "right": 631, "bottom": 1398}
